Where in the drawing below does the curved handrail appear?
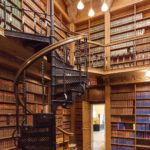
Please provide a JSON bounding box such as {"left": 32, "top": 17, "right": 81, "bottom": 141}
{"left": 56, "top": 127, "right": 74, "bottom": 136}
{"left": 14, "top": 35, "right": 87, "bottom": 113}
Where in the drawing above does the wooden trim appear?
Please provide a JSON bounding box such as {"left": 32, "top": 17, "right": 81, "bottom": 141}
{"left": 54, "top": 1, "right": 71, "bottom": 23}
{"left": 105, "top": 77, "right": 111, "bottom": 150}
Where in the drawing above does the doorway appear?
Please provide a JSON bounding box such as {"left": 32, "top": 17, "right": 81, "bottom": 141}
{"left": 91, "top": 104, "right": 105, "bottom": 150}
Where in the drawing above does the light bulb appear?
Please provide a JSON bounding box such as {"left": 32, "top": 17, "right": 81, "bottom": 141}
{"left": 77, "top": 0, "right": 84, "bottom": 10}
{"left": 101, "top": 2, "right": 109, "bottom": 12}
{"left": 88, "top": 8, "right": 95, "bottom": 17}
{"left": 145, "top": 70, "right": 150, "bottom": 77}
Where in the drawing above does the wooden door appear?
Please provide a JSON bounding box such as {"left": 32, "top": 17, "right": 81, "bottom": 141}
{"left": 82, "top": 101, "right": 91, "bottom": 150}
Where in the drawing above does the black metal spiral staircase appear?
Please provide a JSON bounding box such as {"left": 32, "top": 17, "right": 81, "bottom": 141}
{"left": 13, "top": 34, "right": 88, "bottom": 150}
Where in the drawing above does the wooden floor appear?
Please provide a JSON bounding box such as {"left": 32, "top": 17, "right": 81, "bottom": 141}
{"left": 92, "top": 130, "right": 105, "bottom": 150}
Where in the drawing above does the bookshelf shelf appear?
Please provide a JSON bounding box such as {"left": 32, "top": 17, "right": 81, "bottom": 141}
{"left": 111, "top": 136, "right": 135, "bottom": 139}
{"left": 136, "top": 145, "right": 150, "bottom": 148}
{"left": 0, "top": 136, "right": 13, "bottom": 140}
{"left": 136, "top": 138, "right": 150, "bottom": 140}
{"left": 111, "top": 143, "right": 135, "bottom": 147}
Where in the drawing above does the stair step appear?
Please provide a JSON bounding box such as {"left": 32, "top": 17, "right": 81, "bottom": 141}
{"left": 68, "top": 143, "right": 77, "bottom": 148}
{"left": 56, "top": 137, "right": 69, "bottom": 144}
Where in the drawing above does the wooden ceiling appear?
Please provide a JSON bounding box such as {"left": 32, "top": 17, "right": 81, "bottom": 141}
{"left": 64, "top": 0, "right": 114, "bottom": 22}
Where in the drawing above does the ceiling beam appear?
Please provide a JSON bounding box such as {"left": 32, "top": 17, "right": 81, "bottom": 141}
{"left": 54, "top": 0, "right": 71, "bottom": 23}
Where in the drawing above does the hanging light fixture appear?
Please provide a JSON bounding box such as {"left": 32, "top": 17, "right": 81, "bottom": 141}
{"left": 88, "top": 8, "right": 95, "bottom": 17}
{"left": 101, "top": 0, "right": 109, "bottom": 12}
{"left": 145, "top": 70, "right": 150, "bottom": 77}
{"left": 88, "top": 0, "right": 95, "bottom": 17}
{"left": 77, "top": 0, "right": 84, "bottom": 10}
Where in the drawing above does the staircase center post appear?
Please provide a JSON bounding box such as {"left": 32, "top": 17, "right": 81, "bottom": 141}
{"left": 50, "top": 0, "right": 57, "bottom": 150}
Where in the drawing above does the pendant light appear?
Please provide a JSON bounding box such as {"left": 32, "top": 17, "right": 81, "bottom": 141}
{"left": 145, "top": 70, "right": 150, "bottom": 77}
{"left": 101, "top": 0, "right": 109, "bottom": 12}
{"left": 77, "top": 0, "right": 84, "bottom": 10}
{"left": 88, "top": 0, "right": 95, "bottom": 17}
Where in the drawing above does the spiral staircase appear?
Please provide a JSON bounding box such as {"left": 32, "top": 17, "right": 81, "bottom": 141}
{"left": 13, "top": 33, "right": 89, "bottom": 150}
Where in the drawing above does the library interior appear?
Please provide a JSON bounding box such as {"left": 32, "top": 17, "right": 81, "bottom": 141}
{"left": 0, "top": 0, "right": 150, "bottom": 150}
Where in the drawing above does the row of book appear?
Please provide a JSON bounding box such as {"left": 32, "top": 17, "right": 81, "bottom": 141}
{"left": 0, "top": 91, "right": 15, "bottom": 103}
{"left": 0, "top": 79, "right": 13, "bottom": 92}
{"left": 0, "top": 115, "right": 23, "bottom": 126}
{"left": 112, "top": 131, "right": 135, "bottom": 138}
{"left": 136, "top": 51, "right": 150, "bottom": 60}
{"left": 27, "top": 104, "right": 43, "bottom": 113}
{"left": 0, "top": 127, "right": 15, "bottom": 137}
{"left": 23, "top": 0, "right": 46, "bottom": 13}
{"left": 19, "top": 82, "right": 46, "bottom": 95}
{"left": 90, "top": 31, "right": 104, "bottom": 40}
{"left": 111, "top": 93, "right": 135, "bottom": 100}
{"left": 136, "top": 132, "right": 150, "bottom": 138}
{"left": 112, "top": 123, "right": 134, "bottom": 130}
{"left": 111, "top": 41, "right": 134, "bottom": 51}
{"left": 111, "top": 116, "right": 134, "bottom": 123}
{"left": 90, "top": 53, "right": 104, "bottom": 61}
{"left": 111, "top": 108, "right": 133, "bottom": 115}
{"left": 134, "top": 43, "right": 150, "bottom": 53}
{"left": 112, "top": 138, "right": 135, "bottom": 145}
{"left": 111, "top": 13, "right": 143, "bottom": 27}
{"left": 136, "top": 92, "right": 150, "bottom": 99}
{"left": 111, "top": 62, "right": 135, "bottom": 70}
{"left": 111, "top": 18, "right": 150, "bottom": 35}
{"left": 90, "top": 60, "right": 104, "bottom": 68}
{"left": 136, "top": 124, "right": 150, "bottom": 131}
{"left": 136, "top": 116, "right": 150, "bottom": 123}
{"left": 23, "top": 0, "right": 48, "bottom": 35}
{"left": 111, "top": 48, "right": 131, "bottom": 57}
{"left": 136, "top": 109, "right": 150, "bottom": 115}
{"left": 111, "top": 29, "right": 145, "bottom": 42}
{"left": 0, "top": 104, "right": 23, "bottom": 114}
{"left": 136, "top": 100, "right": 150, "bottom": 107}
{"left": 0, "top": 139, "right": 15, "bottom": 149}
{"left": 0, "top": 2, "right": 22, "bottom": 30}
{"left": 111, "top": 100, "right": 134, "bottom": 107}
{"left": 112, "top": 145, "right": 135, "bottom": 150}
{"left": 1, "top": 0, "right": 21, "bottom": 18}
{"left": 89, "top": 24, "right": 104, "bottom": 33}
{"left": 136, "top": 37, "right": 150, "bottom": 45}
{"left": 90, "top": 46, "right": 104, "bottom": 54}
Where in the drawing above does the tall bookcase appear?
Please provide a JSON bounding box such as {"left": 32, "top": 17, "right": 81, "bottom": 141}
{"left": 111, "top": 83, "right": 150, "bottom": 150}
{"left": 110, "top": 0, "right": 150, "bottom": 70}
{"left": 75, "top": 16, "right": 105, "bottom": 69}
{"left": 0, "top": 76, "right": 49, "bottom": 150}
{"left": 136, "top": 83, "right": 150, "bottom": 150}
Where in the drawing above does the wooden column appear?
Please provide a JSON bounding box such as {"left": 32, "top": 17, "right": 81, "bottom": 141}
{"left": 104, "top": 11, "right": 111, "bottom": 70}
{"left": 104, "top": 76, "right": 111, "bottom": 150}
{"left": 69, "top": 23, "right": 75, "bottom": 66}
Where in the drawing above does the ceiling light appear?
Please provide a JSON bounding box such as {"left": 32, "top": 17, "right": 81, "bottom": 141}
{"left": 77, "top": 0, "right": 84, "bottom": 10}
{"left": 88, "top": 8, "right": 95, "bottom": 17}
{"left": 101, "top": 1, "right": 109, "bottom": 12}
{"left": 145, "top": 70, "right": 150, "bottom": 77}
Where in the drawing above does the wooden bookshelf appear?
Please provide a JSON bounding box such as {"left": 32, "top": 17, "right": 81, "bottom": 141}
{"left": 111, "top": 82, "right": 150, "bottom": 150}
{"left": 110, "top": 1, "right": 150, "bottom": 70}
{"left": 111, "top": 84, "right": 136, "bottom": 150}
{"left": 0, "top": 76, "right": 50, "bottom": 149}
{"left": 75, "top": 16, "right": 105, "bottom": 69}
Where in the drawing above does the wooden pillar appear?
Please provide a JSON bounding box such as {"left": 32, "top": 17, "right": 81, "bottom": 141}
{"left": 104, "top": 11, "right": 111, "bottom": 70}
{"left": 104, "top": 76, "right": 111, "bottom": 150}
{"left": 69, "top": 23, "right": 75, "bottom": 66}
